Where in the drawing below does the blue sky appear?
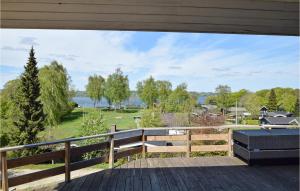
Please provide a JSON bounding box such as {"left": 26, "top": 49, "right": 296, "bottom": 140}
{"left": 0, "top": 29, "right": 299, "bottom": 92}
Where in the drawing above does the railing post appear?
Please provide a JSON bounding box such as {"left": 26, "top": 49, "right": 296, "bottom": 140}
{"left": 228, "top": 128, "right": 233, "bottom": 157}
{"left": 1, "top": 151, "right": 8, "bottom": 191}
{"left": 186, "top": 129, "right": 191, "bottom": 158}
{"left": 142, "top": 129, "right": 146, "bottom": 158}
{"left": 109, "top": 124, "right": 116, "bottom": 168}
{"left": 64, "top": 141, "right": 71, "bottom": 183}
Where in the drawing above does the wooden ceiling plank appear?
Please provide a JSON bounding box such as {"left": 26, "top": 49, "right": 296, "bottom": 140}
{"left": 2, "top": 3, "right": 298, "bottom": 20}
{"left": 1, "top": 0, "right": 299, "bottom": 35}
{"left": 2, "top": 0, "right": 299, "bottom": 12}
{"left": 2, "top": 19, "right": 297, "bottom": 35}
{"left": 3, "top": 11, "right": 297, "bottom": 28}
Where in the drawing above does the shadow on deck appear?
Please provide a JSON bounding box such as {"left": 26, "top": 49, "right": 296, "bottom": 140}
{"left": 39, "top": 157, "right": 299, "bottom": 191}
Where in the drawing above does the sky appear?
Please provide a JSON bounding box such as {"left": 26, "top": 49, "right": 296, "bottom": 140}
{"left": 0, "top": 29, "right": 299, "bottom": 92}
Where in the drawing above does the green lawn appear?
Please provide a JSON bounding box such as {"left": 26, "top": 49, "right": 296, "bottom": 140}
{"left": 41, "top": 108, "right": 141, "bottom": 140}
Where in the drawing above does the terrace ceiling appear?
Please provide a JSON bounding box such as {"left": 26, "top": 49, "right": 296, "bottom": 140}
{"left": 1, "top": 0, "right": 299, "bottom": 36}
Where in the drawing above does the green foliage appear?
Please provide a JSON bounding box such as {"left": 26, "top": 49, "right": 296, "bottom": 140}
{"left": 137, "top": 77, "right": 172, "bottom": 111}
{"left": 157, "top": 80, "right": 172, "bottom": 112}
{"left": 80, "top": 112, "right": 108, "bottom": 159}
{"left": 240, "top": 93, "right": 262, "bottom": 116}
{"left": 105, "top": 68, "right": 130, "bottom": 108}
{"left": 86, "top": 74, "right": 105, "bottom": 107}
{"left": 267, "top": 89, "right": 277, "bottom": 112}
{"left": 205, "top": 95, "right": 217, "bottom": 105}
{"left": 140, "top": 109, "right": 164, "bottom": 127}
{"left": 244, "top": 119, "right": 259, "bottom": 125}
{"left": 137, "top": 76, "right": 158, "bottom": 108}
{"left": 39, "top": 61, "right": 73, "bottom": 126}
{"left": 294, "top": 96, "right": 300, "bottom": 117}
{"left": 231, "top": 89, "right": 248, "bottom": 102}
{"left": 12, "top": 48, "right": 46, "bottom": 156}
{"left": 215, "top": 85, "right": 232, "bottom": 113}
{"left": 0, "top": 79, "right": 23, "bottom": 136}
{"left": 190, "top": 151, "right": 227, "bottom": 157}
{"left": 165, "top": 83, "right": 196, "bottom": 112}
{"left": 278, "top": 93, "right": 296, "bottom": 112}
{"left": 205, "top": 86, "right": 298, "bottom": 116}
{"left": 0, "top": 133, "right": 9, "bottom": 147}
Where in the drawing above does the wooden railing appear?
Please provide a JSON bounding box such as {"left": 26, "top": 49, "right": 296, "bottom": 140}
{"left": 0, "top": 125, "right": 297, "bottom": 191}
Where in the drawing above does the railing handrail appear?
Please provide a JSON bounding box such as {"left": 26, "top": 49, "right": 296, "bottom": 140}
{"left": 0, "top": 128, "right": 142, "bottom": 152}
{"left": 0, "top": 125, "right": 298, "bottom": 152}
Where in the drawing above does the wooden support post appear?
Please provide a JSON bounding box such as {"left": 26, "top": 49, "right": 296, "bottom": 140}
{"left": 142, "top": 129, "right": 146, "bottom": 158}
{"left": 64, "top": 141, "right": 71, "bottom": 183}
{"left": 186, "top": 130, "right": 191, "bottom": 158}
{"left": 109, "top": 125, "right": 116, "bottom": 168}
{"left": 1, "top": 151, "right": 8, "bottom": 191}
{"left": 228, "top": 128, "right": 233, "bottom": 157}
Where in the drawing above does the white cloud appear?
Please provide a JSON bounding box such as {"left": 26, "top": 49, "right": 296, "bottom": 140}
{"left": 0, "top": 29, "right": 299, "bottom": 91}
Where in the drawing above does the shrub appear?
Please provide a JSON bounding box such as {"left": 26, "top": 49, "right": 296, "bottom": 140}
{"left": 80, "top": 112, "right": 109, "bottom": 159}
{"left": 0, "top": 133, "right": 9, "bottom": 147}
{"left": 140, "top": 109, "right": 164, "bottom": 127}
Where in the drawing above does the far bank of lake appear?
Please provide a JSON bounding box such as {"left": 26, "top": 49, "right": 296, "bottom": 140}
{"left": 72, "top": 95, "right": 207, "bottom": 108}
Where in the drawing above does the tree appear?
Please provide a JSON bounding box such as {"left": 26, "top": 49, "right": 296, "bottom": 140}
{"left": 294, "top": 97, "right": 299, "bottom": 117}
{"left": 205, "top": 95, "right": 217, "bottom": 105}
{"left": 240, "top": 93, "right": 261, "bottom": 116}
{"left": 12, "top": 48, "right": 46, "bottom": 156}
{"left": 267, "top": 89, "right": 277, "bottom": 112}
{"left": 105, "top": 68, "right": 130, "bottom": 109}
{"left": 80, "top": 112, "right": 108, "bottom": 159}
{"left": 0, "top": 79, "right": 23, "bottom": 146}
{"left": 215, "top": 85, "right": 232, "bottom": 114}
{"left": 39, "top": 61, "right": 73, "bottom": 126}
{"left": 231, "top": 89, "right": 249, "bottom": 102}
{"left": 140, "top": 108, "right": 164, "bottom": 127}
{"left": 165, "top": 83, "right": 195, "bottom": 112}
{"left": 157, "top": 80, "right": 172, "bottom": 112}
{"left": 86, "top": 74, "right": 105, "bottom": 107}
{"left": 278, "top": 93, "right": 296, "bottom": 112}
{"left": 137, "top": 76, "right": 159, "bottom": 108}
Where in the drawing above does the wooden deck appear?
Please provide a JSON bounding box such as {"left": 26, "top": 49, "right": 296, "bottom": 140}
{"left": 39, "top": 157, "right": 298, "bottom": 191}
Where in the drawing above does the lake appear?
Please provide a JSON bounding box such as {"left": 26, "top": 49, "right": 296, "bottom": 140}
{"left": 73, "top": 95, "right": 207, "bottom": 108}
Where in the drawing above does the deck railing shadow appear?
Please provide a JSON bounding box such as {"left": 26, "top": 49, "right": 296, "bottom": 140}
{"left": 50, "top": 160, "right": 299, "bottom": 191}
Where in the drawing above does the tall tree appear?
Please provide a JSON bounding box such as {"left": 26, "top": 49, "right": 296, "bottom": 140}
{"left": 137, "top": 76, "right": 159, "bottom": 108}
{"left": 240, "top": 93, "right": 261, "bottom": 116}
{"left": 86, "top": 74, "right": 105, "bottom": 107}
{"left": 105, "top": 68, "right": 130, "bottom": 109}
{"left": 166, "top": 83, "right": 195, "bottom": 112}
{"left": 0, "top": 79, "right": 22, "bottom": 146}
{"left": 294, "top": 97, "right": 299, "bottom": 117}
{"left": 157, "top": 80, "right": 172, "bottom": 112}
{"left": 267, "top": 89, "right": 277, "bottom": 112}
{"left": 215, "top": 85, "right": 232, "bottom": 114}
{"left": 39, "top": 61, "right": 73, "bottom": 126}
{"left": 13, "top": 48, "right": 46, "bottom": 156}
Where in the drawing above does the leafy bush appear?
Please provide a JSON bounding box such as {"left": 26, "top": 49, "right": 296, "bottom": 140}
{"left": 140, "top": 109, "right": 164, "bottom": 127}
{"left": 0, "top": 133, "right": 9, "bottom": 147}
{"left": 69, "top": 101, "right": 78, "bottom": 109}
{"left": 80, "top": 112, "right": 109, "bottom": 159}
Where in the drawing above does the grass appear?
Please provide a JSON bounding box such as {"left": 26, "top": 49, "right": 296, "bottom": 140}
{"left": 41, "top": 107, "right": 142, "bottom": 140}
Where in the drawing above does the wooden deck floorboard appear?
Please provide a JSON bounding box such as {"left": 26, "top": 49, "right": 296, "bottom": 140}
{"left": 43, "top": 157, "right": 298, "bottom": 191}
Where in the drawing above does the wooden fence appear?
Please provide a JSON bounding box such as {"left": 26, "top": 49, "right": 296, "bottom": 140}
{"left": 0, "top": 124, "right": 295, "bottom": 191}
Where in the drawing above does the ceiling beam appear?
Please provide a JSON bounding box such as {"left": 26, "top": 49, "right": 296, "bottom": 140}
{"left": 1, "top": 0, "right": 299, "bottom": 35}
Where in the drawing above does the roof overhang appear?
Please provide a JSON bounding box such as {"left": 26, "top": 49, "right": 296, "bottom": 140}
{"left": 1, "top": 0, "right": 299, "bottom": 36}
